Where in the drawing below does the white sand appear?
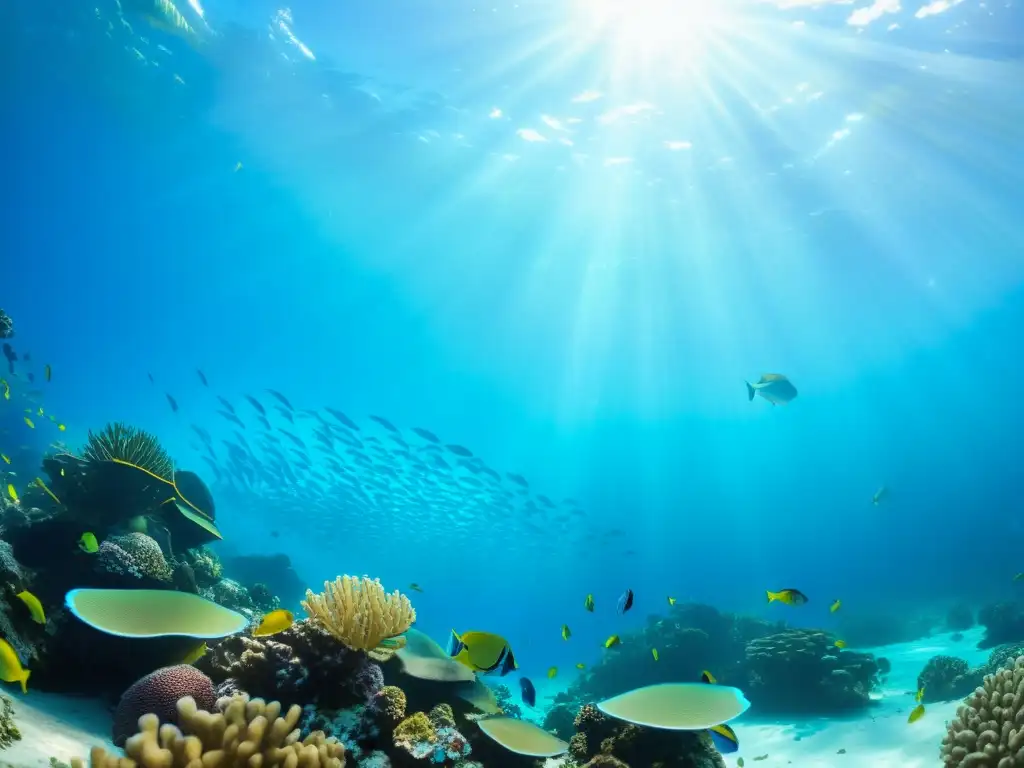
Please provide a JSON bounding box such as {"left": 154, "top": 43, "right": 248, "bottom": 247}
{"left": 0, "top": 690, "right": 115, "bottom": 768}
{"left": 721, "top": 627, "right": 992, "bottom": 767}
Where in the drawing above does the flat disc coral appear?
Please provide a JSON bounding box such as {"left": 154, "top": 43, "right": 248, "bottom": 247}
{"left": 477, "top": 716, "right": 569, "bottom": 757}
{"left": 65, "top": 588, "right": 248, "bottom": 638}
{"left": 597, "top": 682, "right": 751, "bottom": 730}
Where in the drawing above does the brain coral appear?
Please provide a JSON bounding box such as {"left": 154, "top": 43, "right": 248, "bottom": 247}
{"left": 941, "top": 654, "right": 1024, "bottom": 766}
{"left": 112, "top": 664, "right": 216, "bottom": 747}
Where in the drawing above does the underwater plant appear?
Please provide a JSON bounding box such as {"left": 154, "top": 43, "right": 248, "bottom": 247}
{"left": 82, "top": 422, "right": 174, "bottom": 479}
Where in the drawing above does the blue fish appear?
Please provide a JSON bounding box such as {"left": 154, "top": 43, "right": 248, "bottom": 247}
{"left": 520, "top": 677, "right": 536, "bottom": 707}
{"left": 708, "top": 723, "right": 738, "bottom": 754}
{"left": 617, "top": 588, "right": 634, "bottom": 614}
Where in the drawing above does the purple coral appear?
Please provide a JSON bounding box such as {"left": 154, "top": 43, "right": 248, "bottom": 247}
{"left": 112, "top": 665, "right": 216, "bottom": 746}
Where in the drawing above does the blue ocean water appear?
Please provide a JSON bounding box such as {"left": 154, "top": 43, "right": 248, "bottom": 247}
{"left": 2, "top": 0, "right": 1024, "bottom": 743}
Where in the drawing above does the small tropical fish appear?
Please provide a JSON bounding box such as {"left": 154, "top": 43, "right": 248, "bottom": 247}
{"left": 604, "top": 635, "right": 621, "bottom": 649}
{"left": 830, "top": 599, "right": 841, "bottom": 613}
{"left": 15, "top": 591, "right": 45, "bottom": 624}
{"left": 36, "top": 407, "right": 43, "bottom": 417}
{"left": 23, "top": 417, "right": 33, "bottom": 429}
{"left": 872, "top": 486, "right": 888, "bottom": 505}
{"left": 33, "top": 477, "right": 60, "bottom": 506}
{"left": 701, "top": 670, "right": 717, "bottom": 684}
{"left": 651, "top": 648, "right": 659, "bottom": 661}
{"left": 709, "top": 722, "right": 739, "bottom": 754}
{"left": 834, "top": 639, "right": 847, "bottom": 649}
{"left": 409, "top": 583, "right": 424, "bottom": 593}
{"left": 0, "top": 455, "right": 9, "bottom": 465}
{"left": 915, "top": 687, "right": 925, "bottom": 703}
{"left": 0, "top": 638, "right": 29, "bottom": 693}
{"left": 449, "top": 630, "right": 517, "bottom": 676}
{"left": 266, "top": 389, "right": 293, "bottom": 410}
{"left": 576, "top": 663, "right": 586, "bottom": 670}
{"left": 181, "top": 642, "right": 207, "bottom": 665}
{"left": 617, "top": 588, "right": 634, "bottom": 614}
{"left": 745, "top": 373, "right": 798, "bottom": 405}
{"left": 6, "top": 484, "right": 17, "bottom": 503}
{"left": 57, "top": 423, "right": 66, "bottom": 432}
{"left": 584, "top": 594, "right": 595, "bottom": 612}
{"left": 244, "top": 395, "right": 266, "bottom": 416}
{"left": 44, "top": 364, "right": 51, "bottom": 383}
{"left": 234, "top": 161, "right": 243, "bottom": 172}
{"left": 147, "top": 372, "right": 154, "bottom": 383}
{"left": 78, "top": 532, "right": 99, "bottom": 554}
{"left": 253, "top": 609, "right": 294, "bottom": 637}
{"left": 166, "top": 393, "right": 179, "bottom": 413}
{"left": 520, "top": 677, "right": 536, "bottom": 707}
{"left": 908, "top": 703, "right": 925, "bottom": 723}
{"left": 196, "top": 369, "right": 208, "bottom": 387}
{"left": 1, "top": 379, "right": 8, "bottom": 400}
{"left": 412, "top": 427, "right": 440, "bottom": 443}
{"left": 547, "top": 666, "right": 558, "bottom": 679}
{"left": 561, "top": 624, "right": 571, "bottom": 641}
{"left": 667, "top": 596, "right": 677, "bottom": 606}
{"left": 766, "top": 589, "right": 808, "bottom": 606}
{"left": 738, "top": 759, "right": 745, "bottom": 768}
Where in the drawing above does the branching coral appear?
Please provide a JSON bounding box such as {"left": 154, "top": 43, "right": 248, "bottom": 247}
{"left": 82, "top": 422, "right": 173, "bottom": 479}
{"left": 0, "top": 695, "right": 21, "bottom": 749}
{"left": 76, "top": 693, "right": 345, "bottom": 768}
{"left": 302, "top": 576, "right": 415, "bottom": 652}
{"left": 941, "top": 654, "right": 1024, "bottom": 766}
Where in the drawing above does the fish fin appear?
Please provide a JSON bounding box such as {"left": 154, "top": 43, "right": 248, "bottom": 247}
{"left": 708, "top": 724, "right": 738, "bottom": 754}
{"left": 448, "top": 630, "right": 464, "bottom": 657}
{"left": 19, "top": 670, "right": 29, "bottom": 694}
{"left": 746, "top": 381, "right": 755, "bottom": 401}
{"left": 766, "top": 590, "right": 776, "bottom": 603}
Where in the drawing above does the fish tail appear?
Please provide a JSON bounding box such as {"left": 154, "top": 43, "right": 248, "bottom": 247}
{"left": 19, "top": 670, "right": 29, "bottom": 694}
{"left": 746, "top": 381, "right": 756, "bottom": 401}
{"left": 448, "top": 630, "right": 464, "bottom": 658}
{"left": 766, "top": 590, "right": 777, "bottom": 603}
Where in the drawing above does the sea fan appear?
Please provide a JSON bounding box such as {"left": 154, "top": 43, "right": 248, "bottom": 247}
{"left": 82, "top": 422, "right": 173, "bottom": 479}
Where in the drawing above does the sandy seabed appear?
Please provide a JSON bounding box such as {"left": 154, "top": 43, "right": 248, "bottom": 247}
{"left": 0, "top": 627, "right": 993, "bottom": 767}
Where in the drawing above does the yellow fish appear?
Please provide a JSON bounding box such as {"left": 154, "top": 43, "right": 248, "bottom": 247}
{"left": 575, "top": 663, "right": 586, "bottom": 670}
{"left": 738, "top": 760, "right": 745, "bottom": 768}
{"left": 253, "top": 609, "right": 294, "bottom": 637}
{"left": 44, "top": 364, "right": 51, "bottom": 383}
{"left": 23, "top": 417, "right": 33, "bottom": 429}
{"left": 915, "top": 687, "right": 925, "bottom": 703}
{"left": 6, "top": 485, "right": 17, "bottom": 504}
{"left": 908, "top": 703, "right": 925, "bottom": 723}
{"left": 36, "top": 407, "right": 43, "bottom": 417}
{"left": 766, "top": 589, "right": 808, "bottom": 606}
{"left": 1, "top": 455, "right": 9, "bottom": 465}
{"left": 0, "top": 639, "right": 29, "bottom": 693}
{"left": 652, "top": 648, "right": 659, "bottom": 661}
{"left": 667, "top": 596, "right": 677, "bottom": 605}
{"left": 830, "top": 599, "right": 841, "bottom": 613}
{"left": 449, "top": 631, "right": 517, "bottom": 676}
{"left": 57, "top": 424, "right": 66, "bottom": 432}
{"left": 181, "top": 642, "right": 207, "bottom": 665}
{"left": 547, "top": 666, "right": 557, "bottom": 679}
{"left": 16, "top": 591, "right": 45, "bottom": 625}
{"left": 604, "top": 635, "right": 621, "bottom": 649}
{"left": 0, "top": 379, "right": 8, "bottom": 400}
{"left": 561, "top": 624, "right": 571, "bottom": 641}
{"left": 584, "top": 594, "right": 594, "bottom": 612}
{"left": 34, "top": 477, "right": 61, "bottom": 506}
{"left": 78, "top": 532, "right": 99, "bottom": 554}
{"left": 701, "top": 670, "right": 717, "bottom": 684}
{"left": 834, "top": 640, "right": 847, "bottom": 649}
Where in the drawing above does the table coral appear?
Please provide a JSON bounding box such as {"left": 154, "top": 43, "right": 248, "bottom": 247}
{"left": 941, "top": 654, "right": 1024, "bottom": 766}
{"left": 744, "top": 629, "right": 881, "bottom": 713}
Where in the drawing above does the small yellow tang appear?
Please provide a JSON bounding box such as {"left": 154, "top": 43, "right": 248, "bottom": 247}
{"left": 830, "top": 599, "right": 841, "bottom": 613}
{"left": 667, "top": 596, "right": 676, "bottom": 605}
{"left": 23, "top": 417, "right": 33, "bottom": 429}
{"left": 78, "top": 532, "right": 99, "bottom": 554}
{"left": 6, "top": 485, "right": 17, "bottom": 503}
{"left": 181, "top": 642, "right": 208, "bottom": 665}
{"left": 561, "top": 624, "right": 571, "bottom": 641}
{"left": 915, "top": 687, "right": 925, "bottom": 703}
{"left": 604, "top": 635, "right": 621, "bottom": 649}
{"left": 253, "top": 609, "right": 294, "bottom": 637}
{"left": 576, "top": 663, "right": 586, "bottom": 670}
{"left": 834, "top": 639, "right": 846, "bottom": 649}
{"left": 16, "top": 591, "right": 45, "bottom": 625}
{"left": 547, "top": 666, "right": 557, "bottom": 679}
{"left": 0, "top": 455, "right": 9, "bottom": 464}
{"left": 0, "top": 638, "right": 29, "bottom": 693}
{"left": 0, "top": 379, "right": 8, "bottom": 400}
{"left": 908, "top": 703, "right": 925, "bottom": 723}
{"left": 652, "top": 648, "right": 659, "bottom": 661}
{"left": 584, "top": 594, "right": 594, "bottom": 612}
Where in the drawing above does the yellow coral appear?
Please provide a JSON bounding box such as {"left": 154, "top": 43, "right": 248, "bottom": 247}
{"left": 302, "top": 575, "right": 415, "bottom": 652}
{"left": 71, "top": 693, "right": 345, "bottom": 767}
{"left": 393, "top": 711, "right": 436, "bottom": 746}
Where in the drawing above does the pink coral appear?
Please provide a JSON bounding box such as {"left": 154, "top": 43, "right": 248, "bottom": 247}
{"left": 112, "top": 664, "right": 216, "bottom": 746}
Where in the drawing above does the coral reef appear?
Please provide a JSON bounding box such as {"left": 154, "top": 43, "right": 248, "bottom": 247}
{"left": 198, "top": 618, "right": 384, "bottom": 710}
{"left": 0, "top": 694, "right": 22, "bottom": 749}
{"left": 98, "top": 533, "right": 173, "bottom": 582}
{"left": 391, "top": 706, "right": 472, "bottom": 765}
{"left": 77, "top": 693, "right": 345, "bottom": 767}
{"left": 112, "top": 665, "right": 217, "bottom": 747}
{"left": 941, "top": 654, "right": 1024, "bottom": 766}
{"left": 0, "top": 308, "right": 13, "bottom": 338}
{"left": 744, "top": 629, "right": 881, "bottom": 713}
{"left": 491, "top": 685, "right": 522, "bottom": 720}
{"left": 978, "top": 603, "right": 1024, "bottom": 649}
{"left": 947, "top": 603, "right": 975, "bottom": 632}
{"left": 223, "top": 552, "right": 305, "bottom": 609}
{"left": 918, "top": 655, "right": 984, "bottom": 703}
{"left": 567, "top": 703, "right": 725, "bottom": 768}
{"left": 303, "top": 576, "right": 416, "bottom": 652}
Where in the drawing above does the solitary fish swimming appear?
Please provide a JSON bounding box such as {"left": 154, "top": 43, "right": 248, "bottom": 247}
{"left": 745, "top": 374, "right": 798, "bottom": 405}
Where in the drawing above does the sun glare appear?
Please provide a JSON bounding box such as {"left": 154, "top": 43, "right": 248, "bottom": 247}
{"left": 572, "top": 0, "right": 734, "bottom": 58}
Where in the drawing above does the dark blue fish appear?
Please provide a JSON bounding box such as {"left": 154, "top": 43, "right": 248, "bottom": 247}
{"left": 506, "top": 472, "right": 528, "bottom": 488}
{"left": 218, "top": 410, "right": 245, "bottom": 429}
{"left": 147, "top": 372, "right": 154, "bottom": 383}
{"left": 245, "top": 395, "right": 266, "bottom": 416}
{"left": 325, "top": 408, "right": 360, "bottom": 431}
{"left": 166, "top": 393, "right": 179, "bottom": 413}
{"left": 267, "top": 389, "right": 293, "bottom": 410}
{"left": 217, "top": 396, "right": 236, "bottom": 414}
{"left": 196, "top": 369, "right": 209, "bottom": 387}
{"left": 446, "top": 444, "right": 473, "bottom": 458}
{"left": 519, "top": 677, "right": 536, "bottom": 708}
{"left": 369, "top": 414, "right": 399, "bottom": 433}
{"left": 617, "top": 589, "right": 634, "bottom": 614}
{"left": 412, "top": 427, "right": 440, "bottom": 443}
